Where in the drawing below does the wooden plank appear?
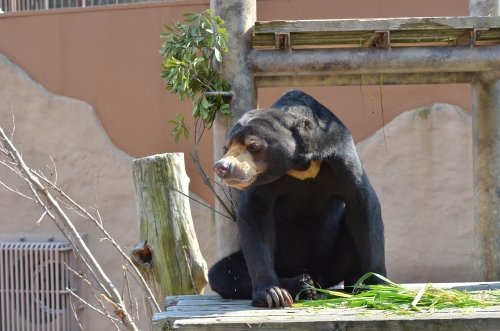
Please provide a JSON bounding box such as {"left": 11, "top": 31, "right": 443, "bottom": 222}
{"left": 253, "top": 16, "right": 500, "bottom": 49}
{"left": 154, "top": 292, "right": 500, "bottom": 331}
{"left": 478, "top": 28, "right": 500, "bottom": 41}
{"left": 254, "top": 16, "right": 500, "bottom": 34}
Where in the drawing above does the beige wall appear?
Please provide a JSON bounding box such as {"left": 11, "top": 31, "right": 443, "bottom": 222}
{"left": 0, "top": 0, "right": 471, "bottom": 203}
{"left": 358, "top": 104, "right": 476, "bottom": 283}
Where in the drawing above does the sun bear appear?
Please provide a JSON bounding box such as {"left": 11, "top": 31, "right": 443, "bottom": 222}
{"left": 209, "top": 90, "right": 386, "bottom": 308}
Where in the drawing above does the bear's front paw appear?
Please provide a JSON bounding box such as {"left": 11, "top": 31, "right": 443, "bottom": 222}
{"left": 252, "top": 286, "right": 293, "bottom": 308}
{"left": 297, "top": 274, "right": 318, "bottom": 300}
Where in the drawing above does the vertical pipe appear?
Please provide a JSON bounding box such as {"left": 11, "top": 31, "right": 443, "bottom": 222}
{"left": 470, "top": 0, "right": 500, "bottom": 281}
{"left": 211, "top": 0, "right": 257, "bottom": 259}
{"left": 0, "top": 245, "right": 4, "bottom": 331}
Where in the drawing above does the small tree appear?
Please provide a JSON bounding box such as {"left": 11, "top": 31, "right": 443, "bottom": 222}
{"left": 160, "top": 10, "right": 236, "bottom": 220}
{"left": 160, "top": 9, "right": 232, "bottom": 141}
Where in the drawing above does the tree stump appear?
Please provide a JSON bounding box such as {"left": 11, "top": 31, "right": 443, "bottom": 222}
{"left": 131, "top": 153, "right": 208, "bottom": 302}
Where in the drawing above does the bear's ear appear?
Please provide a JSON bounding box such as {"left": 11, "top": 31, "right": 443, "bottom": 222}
{"left": 292, "top": 117, "right": 314, "bottom": 136}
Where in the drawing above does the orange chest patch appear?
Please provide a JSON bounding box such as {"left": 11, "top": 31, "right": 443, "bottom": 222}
{"left": 286, "top": 160, "right": 322, "bottom": 180}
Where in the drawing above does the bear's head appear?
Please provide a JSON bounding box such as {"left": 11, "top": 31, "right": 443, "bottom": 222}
{"left": 213, "top": 107, "right": 321, "bottom": 190}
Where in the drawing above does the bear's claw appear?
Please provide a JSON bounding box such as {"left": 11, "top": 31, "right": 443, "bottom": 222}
{"left": 298, "top": 274, "right": 318, "bottom": 300}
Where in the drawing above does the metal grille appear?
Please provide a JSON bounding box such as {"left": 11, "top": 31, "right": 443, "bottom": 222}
{"left": 0, "top": 241, "right": 81, "bottom": 331}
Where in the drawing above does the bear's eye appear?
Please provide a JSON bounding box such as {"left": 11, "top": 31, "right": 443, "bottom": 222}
{"left": 247, "top": 143, "right": 261, "bottom": 154}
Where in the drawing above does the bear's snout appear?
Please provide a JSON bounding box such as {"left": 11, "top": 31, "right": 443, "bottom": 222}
{"left": 214, "top": 159, "right": 232, "bottom": 179}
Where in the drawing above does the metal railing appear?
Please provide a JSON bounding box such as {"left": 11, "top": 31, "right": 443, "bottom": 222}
{"left": 0, "top": 0, "right": 157, "bottom": 12}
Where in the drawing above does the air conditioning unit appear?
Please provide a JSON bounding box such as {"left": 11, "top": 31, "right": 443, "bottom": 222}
{"left": 0, "top": 239, "right": 82, "bottom": 331}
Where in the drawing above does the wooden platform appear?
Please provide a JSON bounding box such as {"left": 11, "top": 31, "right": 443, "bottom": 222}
{"left": 153, "top": 292, "right": 500, "bottom": 330}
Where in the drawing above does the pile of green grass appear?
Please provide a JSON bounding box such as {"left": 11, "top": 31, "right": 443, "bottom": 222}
{"left": 294, "top": 273, "right": 500, "bottom": 313}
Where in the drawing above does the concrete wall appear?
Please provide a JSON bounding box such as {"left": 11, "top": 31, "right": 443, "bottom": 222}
{"left": 357, "top": 104, "right": 475, "bottom": 283}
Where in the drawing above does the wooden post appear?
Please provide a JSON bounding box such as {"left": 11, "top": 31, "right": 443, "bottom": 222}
{"left": 470, "top": 0, "right": 500, "bottom": 281}
{"left": 472, "top": 79, "right": 500, "bottom": 281}
{"left": 131, "top": 153, "right": 208, "bottom": 302}
{"left": 211, "top": 0, "right": 257, "bottom": 259}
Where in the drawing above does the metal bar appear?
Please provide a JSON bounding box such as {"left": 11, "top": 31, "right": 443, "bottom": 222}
{"left": 31, "top": 243, "right": 43, "bottom": 331}
{"left": 249, "top": 45, "right": 500, "bottom": 77}
{"left": 0, "top": 245, "right": 4, "bottom": 331}
{"left": 255, "top": 72, "right": 475, "bottom": 87}
{"left": 20, "top": 244, "right": 27, "bottom": 331}
{"left": 470, "top": 0, "right": 500, "bottom": 282}
{"left": 13, "top": 244, "right": 20, "bottom": 330}
{"left": 28, "top": 244, "right": 35, "bottom": 331}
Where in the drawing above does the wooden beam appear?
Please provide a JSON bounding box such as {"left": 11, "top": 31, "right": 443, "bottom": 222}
{"left": 470, "top": 0, "right": 500, "bottom": 282}
{"left": 363, "top": 31, "right": 390, "bottom": 48}
{"left": 211, "top": 0, "right": 256, "bottom": 259}
{"left": 249, "top": 45, "right": 500, "bottom": 76}
{"left": 253, "top": 16, "right": 500, "bottom": 49}
{"left": 255, "top": 72, "right": 474, "bottom": 88}
{"left": 254, "top": 16, "right": 500, "bottom": 34}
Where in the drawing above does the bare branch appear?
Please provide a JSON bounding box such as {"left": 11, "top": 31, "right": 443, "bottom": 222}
{"left": 66, "top": 264, "right": 122, "bottom": 330}
{"left": 95, "top": 207, "right": 104, "bottom": 226}
{"left": 33, "top": 171, "right": 160, "bottom": 313}
{"left": 69, "top": 296, "right": 86, "bottom": 331}
{"left": 68, "top": 289, "right": 120, "bottom": 323}
{"left": 49, "top": 155, "right": 58, "bottom": 185}
{"left": 35, "top": 210, "right": 48, "bottom": 225}
{"left": 121, "top": 266, "right": 137, "bottom": 321}
{"left": 0, "top": 126, "right": 140, "bottom": 331}
{"left": 9, "top": 109, "right": 15, "bottom": 142}
{"left": 191, "top": 118, "right": 236, "bottom": 220}
{"left": 0, "top": 178, "right": 36, "bottom": 202}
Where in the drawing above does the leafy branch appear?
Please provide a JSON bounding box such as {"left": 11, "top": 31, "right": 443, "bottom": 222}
{"left": 160, "top": 9, "right": 232, "bottom": 141}
{"left": 160, "top": 9, "right": 237, "bottom": 221}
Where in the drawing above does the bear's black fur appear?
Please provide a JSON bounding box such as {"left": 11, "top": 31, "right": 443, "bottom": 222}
{"left": 209, "top": 90, "right": 386, "bottom": 308}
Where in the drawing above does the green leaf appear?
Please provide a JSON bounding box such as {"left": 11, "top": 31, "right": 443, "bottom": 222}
{"left": 201, "top": 96, "right": 212, "bottom": 109}
{"left": 220, "top": 104, "right": 233, "bottom": 117}
{"left": 214, "top": 48, "right": 222, "bottom": 62}
{"left": 167, "top": 113, "right": 190, "bottom": 143}
{"left": 183, "top": 12, "right": 198, "bottom": 22}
